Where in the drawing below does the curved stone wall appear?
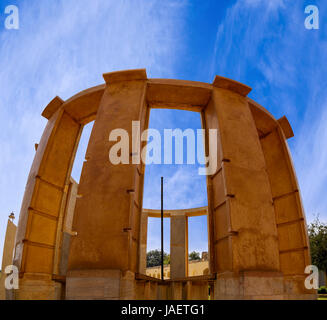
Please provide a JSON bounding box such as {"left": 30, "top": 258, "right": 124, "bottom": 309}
{"left": 12, "top": 69, "right": 314, "bottom": 300}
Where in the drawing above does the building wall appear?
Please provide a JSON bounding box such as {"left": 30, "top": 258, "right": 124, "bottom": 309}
{"left": 146, "top": 260, "right": 209, "bottom": 279}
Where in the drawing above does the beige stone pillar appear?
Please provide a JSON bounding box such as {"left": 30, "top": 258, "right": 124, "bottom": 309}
{"left": 13, "top": 99, "right": 82, "bottom": 300}
{"left": 0, "top": 219, "right": 17, "bottom": 300}
{"left": 258, "top": 117, "right": 315, "bottom": 298}
{"left": 66, "top": 70, "right": 149, "bottom": 299}
{"left": 204, "top": 77, "right": 282, "bottom": 299}
{"left": 170, "top": 214, "right": 188, "bottom": 279}
{"left": 139, "top": 212, "right": 148, "bottom": 274}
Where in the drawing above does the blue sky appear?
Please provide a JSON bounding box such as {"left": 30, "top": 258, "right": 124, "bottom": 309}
{"left": 0, "top": 0, "right": 326, "bottom": 265}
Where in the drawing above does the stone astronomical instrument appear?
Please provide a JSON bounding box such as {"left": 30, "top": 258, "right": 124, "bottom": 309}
{"left": 12, "top": 69, "right": 315, "bottom": 300}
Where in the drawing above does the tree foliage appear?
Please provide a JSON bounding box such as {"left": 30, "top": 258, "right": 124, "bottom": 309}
{"left": 146, "top": 249, "right": 170, "bottom": 267}
{"left": 163, "top": 253, "right": 170, "bottom": 265}
{"left": 189, "top": 251, "right": 201, "bottom": 261}
{"left": 308, "top": 216, "right": 327, "bottom": 273}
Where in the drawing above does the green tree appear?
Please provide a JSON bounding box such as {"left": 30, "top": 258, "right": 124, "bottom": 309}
{"left": 146, "top": 249, "right": 170, "bottom": 267}
{"left": 189, "top": 251, "right": 201, "bottom": 261}
{"left": 163, "top": 254, "right": 170, "bottom": 265}
{"left": 308, "top": 216, "right": 327, "bottom": 274}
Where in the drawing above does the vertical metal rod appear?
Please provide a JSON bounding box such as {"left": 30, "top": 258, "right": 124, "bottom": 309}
{"left": 161, "top": 176, "right": 164, "bottom": 281}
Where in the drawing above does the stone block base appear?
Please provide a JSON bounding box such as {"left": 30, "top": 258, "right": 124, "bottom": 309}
{"left": 135, "top": 280, "right": 209, "bottom": 300}
{"left": 13, "top": 273, "right": 62, "bottom": 300}
{"left": 66, "top": 269, "right": 138, "bottom": 300}
{"left": 214, "top": 271, "right": 317, "bottom": 300}
{"left": 183, "top": 281, "right": 209, "bottom": 300}
{"left": 65, "top": 270, "right": 318, "bottom": 300}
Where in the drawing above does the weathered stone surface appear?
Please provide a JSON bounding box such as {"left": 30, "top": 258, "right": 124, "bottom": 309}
{"left": 170, "top": 214, "right": 188, "bottom": 279}
{"left": 0, "top": 220, "right": 17, "bottom": 300}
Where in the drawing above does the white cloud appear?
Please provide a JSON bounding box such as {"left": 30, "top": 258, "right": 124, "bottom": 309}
{"left": 243, "top": 0, "right": 285, "bottom": 11}
{"left": 294, "top": 98, "right": 327, "bottom": 223}
{"left": 143, "top": 165, "right": 207, "bottom": 210}
{"left": 211, "top": 0, "right": 327, "bottom": 223}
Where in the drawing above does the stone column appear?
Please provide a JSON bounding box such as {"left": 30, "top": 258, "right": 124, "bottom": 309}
{"left": 66, "top": 70, "right": 148, "bottom": 299}
{"left": 139, "top": 212, "right": 148, "bottom": 274}
{"left": 0, "top": 219, "right": 17, "bottom": 300}
{"left": 13, "top": 99, "right": 82, "bottom": 300}
{"left": 257, "top": 113, "right": 315, "bottom": 298}
{"left": 204, "top": 77, "right": 282, "bottom": 299}
{"left": 170, "top": 214, "right": 188, "bottom": 279}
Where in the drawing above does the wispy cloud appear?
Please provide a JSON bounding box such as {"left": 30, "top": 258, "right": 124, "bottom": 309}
{"left": 211, "top": 0, "right": 327, "bottom": 222}
{"left": 243, "top": 0, "right": 286, "bottom": 11}
{"left": 142, "top": 108, "right": 207, "bottom": 210}
{"left": 143, "top": 165, "right": 207, "bottom": 210}
{"left": 294, "top": 97, "right": 327, "bottom": 222}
